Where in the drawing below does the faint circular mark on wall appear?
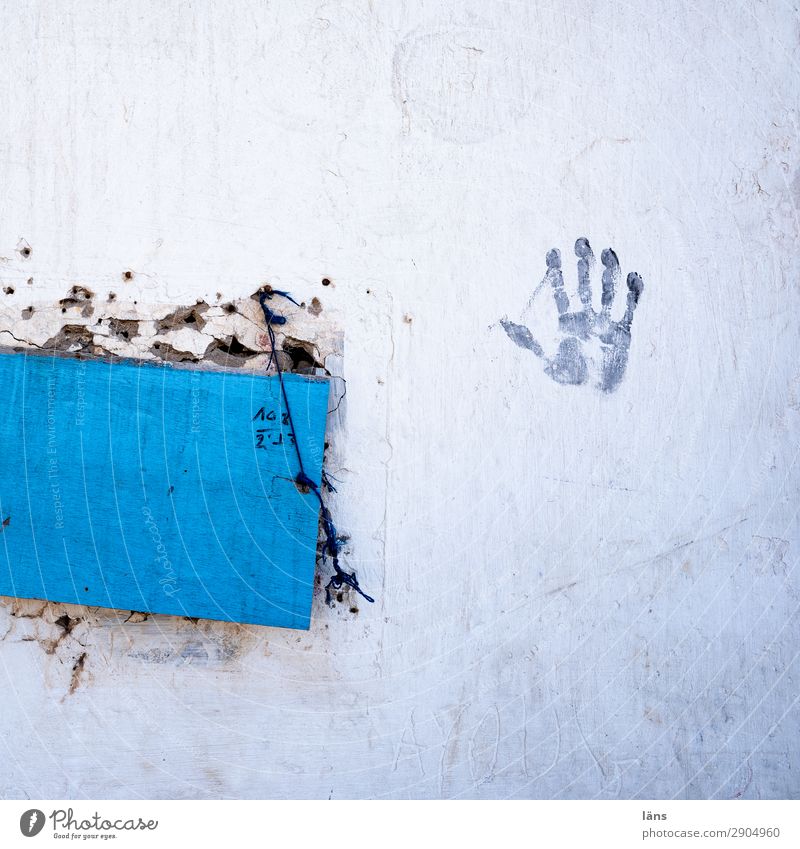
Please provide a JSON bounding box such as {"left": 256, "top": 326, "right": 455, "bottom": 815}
{"left": 393, "top": 27, "right": 532, "bottom": 144}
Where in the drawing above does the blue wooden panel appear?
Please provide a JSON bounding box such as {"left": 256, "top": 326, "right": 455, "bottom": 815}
{"left": 0, "top": 351, "right": 329, "bottom": 629}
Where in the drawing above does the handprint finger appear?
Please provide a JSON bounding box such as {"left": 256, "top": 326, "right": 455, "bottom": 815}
{"left": 600, "top": 248, "right": 620, "bottom": 314}
{"left": 545, "top": 248, "right": 570, "bottom": 315}
{"left": 500, "top": 318, "right": 544, "bottom": 357}
{"left": 622, "top": 272, "right": 644, "bottom": 329}
{"left": 574, "top": 237, "right": 594, "bottom": 308}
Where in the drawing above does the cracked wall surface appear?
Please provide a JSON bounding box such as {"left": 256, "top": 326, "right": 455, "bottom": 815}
{"left": 0, "top": 0, "right": 798, "bottom": 800}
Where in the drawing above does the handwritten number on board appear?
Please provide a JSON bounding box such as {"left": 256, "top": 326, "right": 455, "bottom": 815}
{"left": 253, "top": 410, "right": 295, "bottom": 450}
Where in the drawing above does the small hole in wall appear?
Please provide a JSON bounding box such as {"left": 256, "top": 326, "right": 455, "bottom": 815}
{"left": 122, "top": 270, "right": 134, "bottom": 281}
{"left": 218, "top": 336, "right": 257, "bottom": 357}
{"left": 3, "top": 287, "right": 14, "bottom": 295}
{"left": 321, "top": 278, "right": 331, "bottom": 286}
{"left": 109, "top": 318, "right": 139, "bottom": 340}
{"left": 20, "top": 247, "right": 31, "bottom": 258}
{"left": 224, "top": 303, "right": 237, "bottom": 314}
{"left": 156, "top": 304, "right": 209, "bottom": 332}
{"left": 282, "top": 337, "right": 323, "bottom": 371}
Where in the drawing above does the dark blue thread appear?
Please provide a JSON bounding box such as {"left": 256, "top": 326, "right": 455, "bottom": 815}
{"left": 321, "top": 470, "right": 339, "bottom": 493}
{"left": 258, "top": 289, "right": 374, "bottom": 606}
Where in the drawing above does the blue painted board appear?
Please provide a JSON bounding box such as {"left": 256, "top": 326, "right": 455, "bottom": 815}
{"left": 0, "top": 351, "right": 329, "bottom": 629}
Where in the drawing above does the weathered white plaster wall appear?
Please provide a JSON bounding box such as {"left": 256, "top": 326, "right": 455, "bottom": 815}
{"left": 0, "top": 0, "right": 798, "bottom": 799}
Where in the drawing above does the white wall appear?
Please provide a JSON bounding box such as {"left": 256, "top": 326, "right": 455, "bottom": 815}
{"left": 0, "top": 0, "right": 797, "bottom": 799}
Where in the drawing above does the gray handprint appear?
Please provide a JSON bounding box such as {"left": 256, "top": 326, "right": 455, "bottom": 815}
{"left": 501, "top": 238, "right": 644, "bottom": 393}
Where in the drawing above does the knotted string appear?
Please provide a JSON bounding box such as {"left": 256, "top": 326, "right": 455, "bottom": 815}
{"left": 258, "top": 289, "right": 374, "bottom": 606}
